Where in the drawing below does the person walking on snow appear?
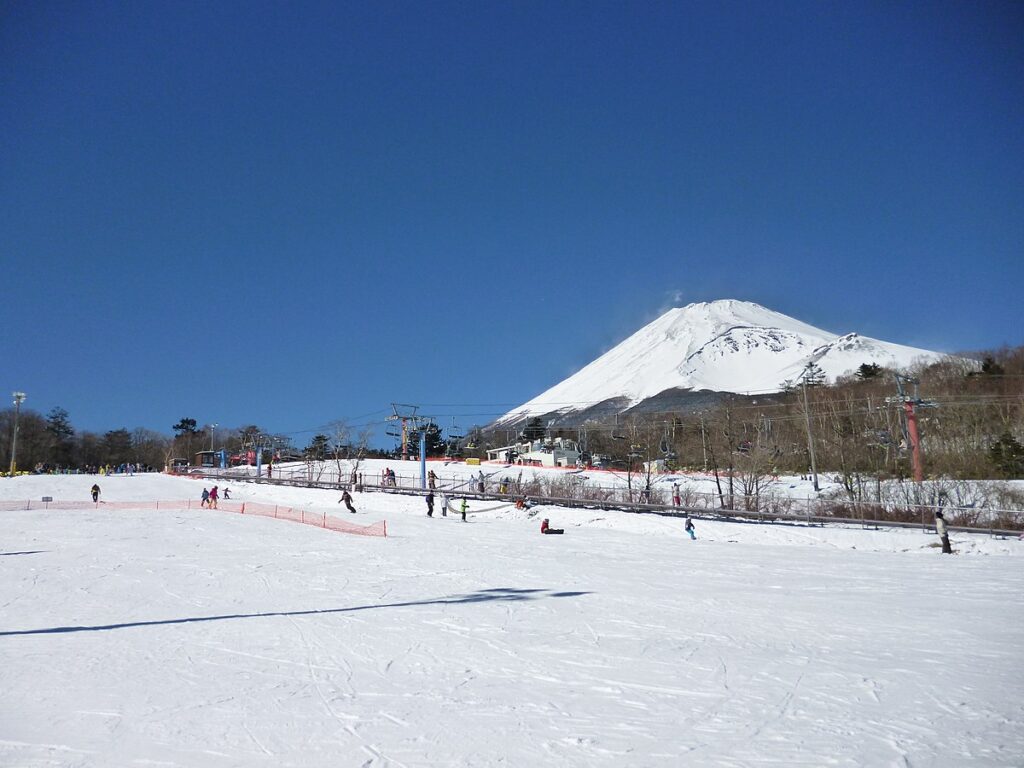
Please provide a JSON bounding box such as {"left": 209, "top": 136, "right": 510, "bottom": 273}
{"left": 477, "top": 471, "right": 485, "bottom": 494}
{"left": 935, "top": 511, "right": 952, "bottom": 554}
{"left": 460, "top": 498, "right": 468, "bottom": 522}
{"left": 428, "top": 470, "right": 437, "bottom": 490}
{"left": 201, "top": 488, "right": 210, "bottom": 508}
{"left": 209, "top": 486, "right": 219, "bottom": 509}
{"left": 339, "top": 490, "right": 356, "bottom": 514}
{"left": 441, "top": 493, "right": 449, "bottom": 517}
{"left": 426, "top": 491, "right": 435, "bottom": 517}
{"left": 91, "top": 484, "right": 100, "bottom": 503}
{"left": 684, "top": 515, "right": 696, "bottom": 540}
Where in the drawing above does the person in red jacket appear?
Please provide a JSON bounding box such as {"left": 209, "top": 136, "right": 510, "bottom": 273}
{"left": 540, "top": 518, "right": 564, "bottom": 535}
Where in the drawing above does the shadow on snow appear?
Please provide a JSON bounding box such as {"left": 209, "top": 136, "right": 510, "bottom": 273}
{"left": 0, "top": 587, "right": 592, "bottom": 637}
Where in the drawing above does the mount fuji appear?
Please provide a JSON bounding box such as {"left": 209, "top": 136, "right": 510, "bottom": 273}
{"left": 496, "top": 300, "right": 948, "bottom": 426}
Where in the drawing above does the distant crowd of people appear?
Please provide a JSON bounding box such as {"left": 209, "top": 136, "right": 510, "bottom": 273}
{"left": 34, "top": 463, "right": 155, "bottom": 476}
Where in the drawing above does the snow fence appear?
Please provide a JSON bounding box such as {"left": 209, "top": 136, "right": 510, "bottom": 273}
{"left": 0, "top": 499, "right": 387, "bottom": 538}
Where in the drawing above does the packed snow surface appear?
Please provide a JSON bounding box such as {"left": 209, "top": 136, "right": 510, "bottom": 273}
{"left": 2, "top": 472, "right": 1021, "bottom": 767}
{"left": 499, "top": 299, "right": 946, "bottom": 422}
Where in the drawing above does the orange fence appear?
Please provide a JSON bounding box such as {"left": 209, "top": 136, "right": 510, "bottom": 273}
{"left": 0, "top": 499, "right": 387, "bottom": 538}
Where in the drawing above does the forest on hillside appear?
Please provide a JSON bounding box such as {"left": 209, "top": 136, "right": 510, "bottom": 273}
{"left": 486, "top": 346, "right": 1024, "bottom": 494}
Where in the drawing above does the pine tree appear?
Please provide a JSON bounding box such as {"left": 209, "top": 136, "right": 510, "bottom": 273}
{"left": 408, "top": 422, "right": 447, "bottom": 457}
{"left": 803, "top": 362, "right": 827, "bottom": 387}
{"left": 989, "top": 432, "right": 1024, "bottom": 478}
{"left": 856, "top": 363, "right": 882, "bottom": 379}
{"left": 305, "top": 434, "right": 331, "bottom": 459}
{"left": 46, "top": 407, "right": 75, "bottom": 466}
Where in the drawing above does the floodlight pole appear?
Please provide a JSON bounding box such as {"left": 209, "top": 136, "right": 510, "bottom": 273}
{"left": 210, "top": 423, "right": 218, "bottom": 451}
{"left": 9, "top": 392, "right": 26, "bottom": 476}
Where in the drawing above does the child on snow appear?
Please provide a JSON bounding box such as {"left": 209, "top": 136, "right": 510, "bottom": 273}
{"left": 540, "top": 518, "right": 564, "bottom": 535}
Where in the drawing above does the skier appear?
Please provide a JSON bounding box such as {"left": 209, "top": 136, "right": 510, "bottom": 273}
{"left": 90, "top": 484, "right": 100, "bottom": 503}
{"left": 223, "top": 487, "right": 231, "bottom": 499}
{"left": 426, "top": 491, "right": 435, "bottom": 517}
{"left": 339, "top": 489, "right": 356, "bottom": 514}
{"left": 672, "top": 482, "right": 681, "bottom": 507}
{"left": 460, "top": 498, "right": 468, "bottom": 522}
{"left": 935, "top": 511, "right": 952, "bottom": 554}
{"left": 209, "top": 486, "right": 219, "bottom": 509}
{"left": 540, "top": 518, "right": 564, "bottom": 535}
{"left": 201, "top": 488, "right": 210, "bottom": 508}
{"left": 684, "top": 515, "right": 696, "bottom": 540}
{"left": 441, "top": 492, "right": 449, "bottom": 517}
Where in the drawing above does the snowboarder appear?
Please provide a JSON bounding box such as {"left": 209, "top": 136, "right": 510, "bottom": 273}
{"left": 935, "top": 511, "right": 952, "bottom": 554}
{"left": 201, "top": 488, "right": 210, "bottom": 508}
{"left": 428, "top": 469, "right": 437, "bottom": 489}
{"left": 90, "top": 484, "right": 100, "bottom": 503}
{"left": 339, "top": 490, "right": 356, "bottom": 514}
{"left": 540, "top": 518, "right": 564, "bottom": 535}
{"left": 426, "top": 491, "right": 435, "bottom": 517}
{"left": 684, "top": 515, "right": 696, "bottom": 540}
{"left": 672, "top": 482, "right": 681, "bottom": 507}
{"left": 460, "top": 498, "right": 468, "bottom": 522}
{"left": 209, "top": 486, "right": 219, "bottom": 509}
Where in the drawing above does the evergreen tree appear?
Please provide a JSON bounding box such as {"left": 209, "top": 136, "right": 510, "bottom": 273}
{"left": 856, "top": 363, "right": 882, "bottom": 379}
{"left": 802, "top": 362, "right": 827, "bottom": 387}
{"left": 172, "top": 417, "right": 200, "bottom": 458}
{"left": 305, "top": 434, "right": 331, "bottom": 459}
{"left": 46, "top": 407, "right": 75, "bottom": 466}
{"left": 989, "top": 432, "right": 1024, "bottom": 478}
{"left": 981, "top": 356, "right": 1005, "bottom": 376}
{"left": 407, "top": 422, "right": 447, "bottom": 456}
{"left": 102, "top": 428, "right": 134, "bottom": 466}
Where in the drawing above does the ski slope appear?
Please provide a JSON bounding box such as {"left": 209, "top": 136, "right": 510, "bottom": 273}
{"left": 1, "top": 473, "right": 1022, "bottom": 767}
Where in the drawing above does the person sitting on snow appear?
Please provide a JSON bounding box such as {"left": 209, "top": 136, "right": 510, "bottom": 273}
{"left": 540, "top": 518, "right": 564, "bottom": 535}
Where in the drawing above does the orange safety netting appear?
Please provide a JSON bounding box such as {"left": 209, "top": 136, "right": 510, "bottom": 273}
{"left": 0, "top": 499, "right": 387, "bottom": 537}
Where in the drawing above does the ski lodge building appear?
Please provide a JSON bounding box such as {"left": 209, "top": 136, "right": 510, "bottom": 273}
{"left": 486, "top": 437, "right": 582, "bottom": 468}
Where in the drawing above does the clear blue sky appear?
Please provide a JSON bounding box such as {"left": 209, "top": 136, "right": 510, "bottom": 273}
{"left": 2, "top": 0, "right": 1022, "bottom": 444}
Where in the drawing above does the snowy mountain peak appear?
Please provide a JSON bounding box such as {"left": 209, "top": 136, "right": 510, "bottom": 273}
{"left": 497, "top": 300, "right": 946, "bottom": 424}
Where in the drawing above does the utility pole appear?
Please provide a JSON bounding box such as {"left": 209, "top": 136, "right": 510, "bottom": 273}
{"left": 210, "top": 423, "right": 218, "bottom": 451}
{"left": 800, "top": 365, "right": 820, "bottom": 492}
{"left": 9, "top": 391, "right": 26, "bottom": 476}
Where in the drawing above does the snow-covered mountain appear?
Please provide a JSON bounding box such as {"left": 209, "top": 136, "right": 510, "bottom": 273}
{"left": 497, "top": 300, "right": 946, "bottom": 425}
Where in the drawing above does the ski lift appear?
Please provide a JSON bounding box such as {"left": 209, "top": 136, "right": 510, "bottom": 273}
{"left": 611, "top": 414, "right": 626, "bottom": 441}
{"left": 447, "top": 418, "right": 465, "bottom": 443}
